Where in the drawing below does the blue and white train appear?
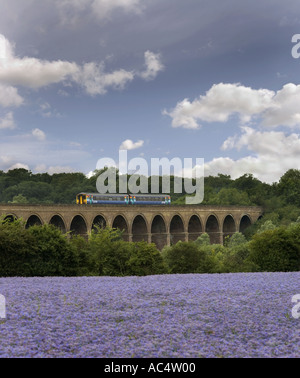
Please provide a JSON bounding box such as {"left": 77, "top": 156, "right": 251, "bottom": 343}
{"left": 76, "top": 193, "right": 171, "bottom": 205}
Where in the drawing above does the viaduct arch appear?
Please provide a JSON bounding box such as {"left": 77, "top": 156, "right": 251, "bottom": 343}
{"left": 0, "top": 204, "right": 263, "bottom": 250}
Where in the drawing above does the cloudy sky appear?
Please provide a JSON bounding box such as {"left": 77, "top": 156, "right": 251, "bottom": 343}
{"left": 1, "top": 0, "right": 300, "bottom": 183}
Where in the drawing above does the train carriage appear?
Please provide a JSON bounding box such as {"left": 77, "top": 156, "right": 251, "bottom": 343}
{"left": 76, "top": 193, "right": 171, "bottom": 205}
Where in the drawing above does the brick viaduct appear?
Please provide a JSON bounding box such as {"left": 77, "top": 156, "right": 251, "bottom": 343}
{"left": 0, "top": 204, "right": 263, "bottom": 249}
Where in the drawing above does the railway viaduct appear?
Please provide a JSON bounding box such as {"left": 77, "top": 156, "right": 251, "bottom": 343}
{"left": 0, "top": 204, "right": 263, "bottom": 249}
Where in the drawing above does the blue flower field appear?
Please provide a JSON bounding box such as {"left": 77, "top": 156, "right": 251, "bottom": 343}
{"left": 0, "top": 272, "right": 299, "bottom": 358}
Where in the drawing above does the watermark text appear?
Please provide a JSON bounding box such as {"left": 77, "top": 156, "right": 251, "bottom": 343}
{"left": 0, "top": 294, "right": 5, "bottom": 319}
{"left": 291, "top": 294, "right": 300, "bottom": 319}
{"left": 96, "top": 151, "right": 204, "bottom": 205}
{"left": 291, "top": 34, "right": 300, "bottom": 59}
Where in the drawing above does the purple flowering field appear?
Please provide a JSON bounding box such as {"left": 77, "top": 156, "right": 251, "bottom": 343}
{"left": 0, "top": 272, "right": 299, "bottom": 358}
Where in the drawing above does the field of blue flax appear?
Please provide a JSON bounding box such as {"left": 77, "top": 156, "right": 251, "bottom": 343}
{"left": 0, "top": 272, "right": 299, "bottom": 358}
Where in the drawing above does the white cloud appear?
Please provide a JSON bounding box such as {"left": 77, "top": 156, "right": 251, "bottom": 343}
{"left": 92, "top": 0, "right": 142, "bottom": 19}
{"left": 164, "top": 82, "right": 300, "bottom": 130}
{"left": 0, "top": 83, "right": 24, "bottom": 107}
{"left": 262, "top": 83, "right": 300, "bottom": 128}
{"left": 73, "top": 62, "right": 134, "bottom": 96}
{"left": 0, "top": 132, "right": 91, "bottom": 172}
{"left": 38, "top": 102, "right": 62, "bottom": 118}
{"left": 69, "top": 141, "right": 82, "bottom": 147}
{"left": 47, "top": 166, "right": 75, "bottom": 174}
{"left": 164, "top": 83, "right": 275, "bottom": 129}
{"left": 8, "top": 162, "right": 30, "bottom": 171}
{"left": 205, "top": 127, "right": 300, "bottom": 183}
{"left": 73, "top": 51, "right": 163, "bottom": 95}
{"left": 0, "top": 34, "right": 78, "bottom": 89}
{"left": 57, "top": 0, "right": 142, "bottom": 23}
{"left": 29, "top": 163, "right": 76, "bottom": 175}
{"left": 0, "top": 34, "right": 162, "bottom": 100}
{"left": 32, "top": 128, "right": 46, "bottom": 141}
{"left": 0, "top": 112, "right": 16, "bottom": 130}
{"left": 34, "top": 164, "right": 47, "bottom": 172}
{"left": 119, "top": 139, "right": 144, "bottom": 150}
{"left": 139, "top": 51, "right": 164, "bottom": 81}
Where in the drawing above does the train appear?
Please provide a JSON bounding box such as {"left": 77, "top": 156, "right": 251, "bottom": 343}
{"left": 76, "top": 193, "right": 171, "bottom": 205}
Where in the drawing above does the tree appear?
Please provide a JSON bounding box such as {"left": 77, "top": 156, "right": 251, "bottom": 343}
{"left": 208, "top": 187, "right": 252, "bottom": 206}
{"left": 164, "top": 241, "right": 206, "bottom": 273}
{"left": 249, "top": 228, "right": 300, "bottom": 272}
{"left": 69, "top": 235, "right": 92, "bottom": 276}
{"left": 223, "top": 233, "right": 254, "bottom": 273}
{"left": 194, "top": 233, "right": 210, "bottom": 246}
{"left": 27, "top": 224, "right": 79, "bottom": 276}
{"left": 126, "top": 242, "right": 167, "bottom": 276}
{"left": 276, "top": 169, "right": 300, "bottom": 207}
{"left": 227, "top": 232, "right": 247, "bottom": 248}
{"left": 9, "top": 194, "right": 29, "bottom": 204}
{"left": 257, "top": 220, "right": 277, "bottom": 234}
{"left": 0, "top": 218, "right": 35, "bottom": 276}
{"left": 6, "top": 168, "right": 32, "bottom": 186}
{"left": 88, "top": 226, "right": 129, "bottom": 276}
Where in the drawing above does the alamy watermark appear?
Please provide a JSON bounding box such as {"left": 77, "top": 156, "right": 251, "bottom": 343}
{"left": 291, "top": 34, "right": 300, "bottom": 58}
{"left": 291, "top": 294, "right": 300, "bottom": 319}
{"left": 95, "top": 150, "right": 204, "bottom": 205}
{"left": 0, "top": 294, "right": 5, "bottom": 319}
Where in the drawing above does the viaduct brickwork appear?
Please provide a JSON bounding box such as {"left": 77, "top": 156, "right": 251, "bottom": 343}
{"left": 0, "top": 204, "right": 263, "bottom": 249}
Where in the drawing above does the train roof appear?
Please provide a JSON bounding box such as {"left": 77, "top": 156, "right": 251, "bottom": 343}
{"left": 77, "top": 193, "right": 170, "bottom": 197}
{"left": 128, "top": 194, "right": 171, "bottom": 197}
{"left": 77, "top": 193, "right": 128, "bottom": 196}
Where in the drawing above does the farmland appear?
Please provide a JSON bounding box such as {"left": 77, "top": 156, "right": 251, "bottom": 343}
{"left": 0, "top": 272, "right": 299, "bottom": 358}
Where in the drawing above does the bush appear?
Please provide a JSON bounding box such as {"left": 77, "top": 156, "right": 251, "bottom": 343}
{"left": 69, "top": 235, "right": 92, "bottom": 276}
{"left": 0, "top": 221, "right": 78, "bottom": 277}
{"left": 194, "top": 233, "right": 210, "bottom": 247}
{"left": 126, "top": 242, "right": 168, "bottom": 276}
{"left": 223, "top": 243, "right": 257, "bottom": 272}
{"left": 164, "top": 241, "right": 206, "bottom": 274}
{"left": 0, "top": 218, "right": 36, "bottom": 276}
{"left": 27, "top": 224, "right": 79, "bottom": 276}
{"left": 88, "top": 227, "right": 130, "bottom": 276}
{"left": 248, "top": 227, "right": 300, "bottom": 272}
{"left": 227, "top": 232, "right": 247, "bottom": 248}
{"left": 198, "top": 244, "right": 227, "bottom": 273}
{"left": 88, "top": 228, "right": 168, "bottom": 276}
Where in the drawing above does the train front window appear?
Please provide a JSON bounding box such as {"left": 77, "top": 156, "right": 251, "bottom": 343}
{"left": 77, "top": 194, "right": 86, "bottom": 204}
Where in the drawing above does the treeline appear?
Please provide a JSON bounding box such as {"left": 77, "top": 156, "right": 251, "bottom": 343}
{"left": 0, "top": 218, "right": 299, "bottom": 277}
{"left": 2, "top": 167, "right": 300, "bottom": 226}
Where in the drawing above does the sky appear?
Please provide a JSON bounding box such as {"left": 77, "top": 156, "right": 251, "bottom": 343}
{"left": 1, "top": 0, "right": 300, "bottom": 183}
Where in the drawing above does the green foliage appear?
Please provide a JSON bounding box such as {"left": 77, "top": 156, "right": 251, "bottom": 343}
{"left": 68, "top": 235, "right": 92, "bottom": 276}
{"left": 87, "top": 226, "right": 166, "bottom": 276}
{"left": 0, "top": 220, "right": 166, "bottom": 277}
{"left": 164, "top": 241, "right": 207, "bottom": 274}
{"left": 88, "top": 226, "right": 126, "bottom": 275}
{"left": 257, "top": 220, "right": 277, "bottom": 234}
{"left": 248, "top": 227, "right": 300, "bottom": 272}
{"left": 27, "top": 224, "right": 79, "bottom": 276}
{"left": 0, "top": 167, "right": 300, "bottom": 230}
{"left": 1, "top": 214, "right": 300, "bottom": 276}
{"left": 197, "top": 244, "right": 227, "bottom": 273}
{"left": 227, "top": 232, "right": 247, "bottom": 248}
{"left": 9, "top": 194, "right": 29, "bottom": 204}
{"left": 207, "top": 187, "right": 252, "bottom": 206}
{"left": 126, "top": 242, "right": 167, "bottom": 276}
{"left": 0, "top": 217, "right": 36, "bottom": 276}
{"left": 2, "top": 166, "right": 300, "bottom": 276}
{"left": 194, "top": 233, "right": 210, "bottom": 246}
{"left": 0, "top": 220, "right": 79, "bottom": 276}
{"left": 276, "top": 169, "right": 300, "bottom": 207}
{"left": 222, "top": 243, "right": 256, "bottom": 273}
